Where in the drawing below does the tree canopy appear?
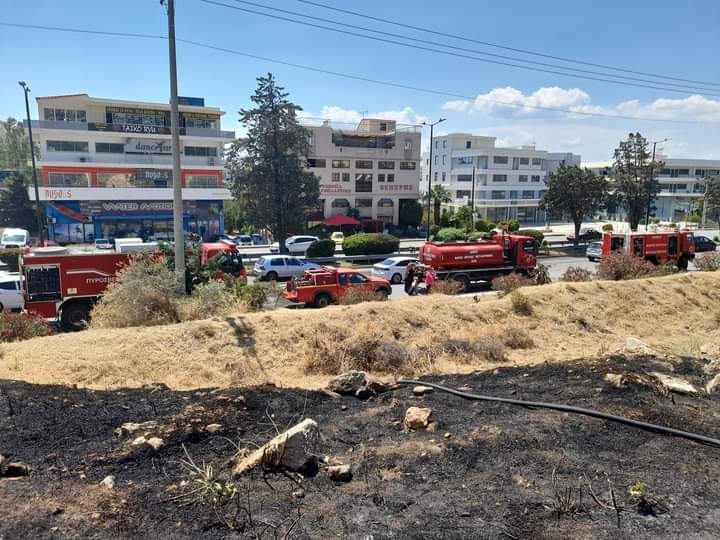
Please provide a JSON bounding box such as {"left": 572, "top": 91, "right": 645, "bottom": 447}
{"left": 226, "top": 74, "right": 319, "bottom": 252}
{"left": 0, "top": 118, "right": 41, "bottom": 234}
{"left": 703, "top": 176, "right": 720, "bottom": 227}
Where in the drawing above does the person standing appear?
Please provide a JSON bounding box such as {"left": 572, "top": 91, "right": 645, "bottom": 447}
{"left": 404, "top": 262, "right": 417, "bottom": 295}
{"left": 424, "top": 267, "right": 436, "bottom": 294}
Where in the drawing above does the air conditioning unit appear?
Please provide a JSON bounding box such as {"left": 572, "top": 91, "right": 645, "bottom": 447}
{"left": 79, "top": 157, "right": 87, "bottom": 162}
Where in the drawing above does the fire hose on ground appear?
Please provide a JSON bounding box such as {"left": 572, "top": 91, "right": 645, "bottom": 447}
{"left": 396, "top": 379, "right": 720, "bottom": 449}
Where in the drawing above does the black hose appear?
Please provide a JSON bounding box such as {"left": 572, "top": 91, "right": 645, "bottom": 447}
{"left": 397, "top": 379, "right": 720, "bottom": 449}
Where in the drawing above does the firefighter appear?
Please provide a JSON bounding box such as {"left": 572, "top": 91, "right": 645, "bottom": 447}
{"left": 404, "top": 262, "right": 417, "bottom": 295}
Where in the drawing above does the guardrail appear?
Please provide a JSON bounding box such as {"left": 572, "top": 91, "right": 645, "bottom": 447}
{"left": 241, "top": 246, "right": 419, "bottom": 265}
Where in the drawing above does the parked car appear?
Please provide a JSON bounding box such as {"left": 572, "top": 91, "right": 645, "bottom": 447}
{"left": 330, "top": 231, "right": 344, "bottom": 245}
{"left": 251, "top": 234, "right": 265, "bottom": 245}
{"left": 214, "top": 234, "right": 235, "bottom": 242}
{"left": 567, "top": 228, "right": 602, "bottom": 244}
{"left": 694, "top": 235, "right": 717, "bottom": 252}
{"left": 0, "top": 273, "right": 24, "bottom": 312}
{"left": 94, "top": 238, "right": 113, "bottom": 250}
{"left": 234, "top": 235, "right": 253, "bottom": 246}
{"left": 254, "top": 255, "right": 320, "bottom": 281}
{"left": 586, "top": 241, "right": 602, "bottom": 262}
{"left": 270, "top": 235, "right": 320, "bottom": 255}
{"left": 372, "top": 256, "right": 420, "bottom": 284}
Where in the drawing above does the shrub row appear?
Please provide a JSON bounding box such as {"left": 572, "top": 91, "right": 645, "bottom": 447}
{"left": 306, "top": 238, "right": 336, "bottom": 258}
{"left": 0, "top": 312, "right": 53, "bottom": 342}
{"left": 342, "top": 233, "right": 399, "bottom": 256}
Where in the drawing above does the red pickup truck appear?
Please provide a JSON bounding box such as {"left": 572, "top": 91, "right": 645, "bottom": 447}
{"left": 283, "top": 267, "right": 392, "bottom": 308}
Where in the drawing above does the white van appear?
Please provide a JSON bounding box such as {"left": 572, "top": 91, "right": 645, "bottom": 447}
{"left": 1, "top": 228, "right": 29, "bottom": 249}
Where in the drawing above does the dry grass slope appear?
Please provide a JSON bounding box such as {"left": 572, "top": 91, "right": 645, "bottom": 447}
{"left": 1, "top": 272, "right": 719, "bottom": 390}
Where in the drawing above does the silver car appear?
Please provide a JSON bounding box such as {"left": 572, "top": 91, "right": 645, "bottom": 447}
{"left": 586, "top": 241, "right": 602, "bottom": 262}
{"left": 270, "top": 235, "right": 320, "bottom": 255}
{"left": 254, "top": 255, "right": 320, "bottom": 281}
{"left": 372, "top": 256, "right": 420, "bottom": 284}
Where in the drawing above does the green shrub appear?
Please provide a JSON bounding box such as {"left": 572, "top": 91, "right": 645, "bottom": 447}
{"left": 467, "top": 231, "right": 492, "bottom": 241}
{"left": 601, "top": 223, "right": 614, "bottom": 232}
{"left": 596, "top": 252, "right": 660, "bottom": 281}
{"left": 509, "top": 290, "right": 533, "bottom": 315}
{"left": 434, "top": 228, "right": 468, "bottom": 242}
{"left": 342, "top": 233, "right": 399, "bottom": 256}
{"left": 713, "top": 236, "right": 719, "bottom": 243}
{"left": 475, "top": 219, "right": 492, "bottom": 232}
{"left": 306, "top": 239, "right": 336, "bottom": 258}
{"left": 236, "top": 282, "right": 276, "bottom": 311}
{"left": 522, "top": 229, "right": 545, "bottom": 245}
{"left": 0, "top": 312, "right": 53, "bottom": 342}
{"left": 0, "top": 248, "right": 23, "bottom": 273}
{"left": 429, "top": 224, "right": 441, "bottom": 237}
{"left": 694, "top": 252, "right": 720, "bottom": 272}
{"left": 491, "top": 273, "right": 535, "bottom": 296}
{"left": 685, "top": 215, "right": 701, "bottom": 223}
{"left": 499, "top": 219, "right": 520, "bottom": 232}
{"left": 651, "top": 218, "right": 661, "bottom": 224}
{"left": 560, "top": 266, "right": 593, "bottom": 282}
{"left": 487, "top": 222, "right": 498, "bottom": 231}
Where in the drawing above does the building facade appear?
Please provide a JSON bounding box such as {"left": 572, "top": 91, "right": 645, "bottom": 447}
{"left": 585, "top": 156, "right": 718, "bottom": 221}
{"left": 422, "top": 134, "right": 581, "bottom": 223}
{"left": 304, "top": 119, "right": 421, "bottom": 227}
{"left": 29, "top": 93, "right": 234, "bottom": 243}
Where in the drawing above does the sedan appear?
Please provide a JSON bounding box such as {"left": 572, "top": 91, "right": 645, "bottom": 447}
{"left": 94, "top": 238, "right": 113, "bottom": 250}
{"left": 234, "top": 235, "right": 253, "bottom": 246}
{"left": 586, "top": 241, "right": 602, "bottom": 262}
{"left": 0, "top": 274, "right": 24, "bottom": 312}
{"left": 270, "top": 235, "right": 320, "bottom": 255}
{"left": 254, "top": 255, "right": 320, "bottom": 281}
{"left": 372, "top": 256, "right": 420, "bottom": 284}
{"left": 694, "top": 235, "right": 717, "bottom": 252}
{"left": 567, "top": 228, "right": 602, "bottom": 244}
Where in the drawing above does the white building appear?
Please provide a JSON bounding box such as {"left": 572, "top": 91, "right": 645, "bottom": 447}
{"left": 422, "top": 133, "right": 581, "bottom": 223}
{"left": 303, "top": 119, "right": 421, "bottom": 227}
{"left": 28, "top": 93, "right": 233, "bottom": 243}
{"left": 584, "top": 156, "right": 718, "bottom": 222}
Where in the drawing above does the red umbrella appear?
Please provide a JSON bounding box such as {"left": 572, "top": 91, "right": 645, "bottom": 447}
{"left": 322, "top": 214, "right": 361, "bottom": 226}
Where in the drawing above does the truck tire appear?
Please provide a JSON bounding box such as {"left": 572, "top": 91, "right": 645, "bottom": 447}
{"left": 313, "top": 293, "right": 331, "bottom": 308}
{"left": 452, "top": 274, "right": 470, "bottom": 292}
{"left": 374, "top": 287, "right": 390, "bottom": 301}
{"left": 60, "top": 301, "right": 92, "bottom": 332}
{"left": 266, "top": 271, "right": 278, "bottom": 282}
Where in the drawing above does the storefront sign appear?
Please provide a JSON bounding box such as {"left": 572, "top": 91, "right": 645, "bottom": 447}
{"left": 125, "top": 139, "right": 172, "bottom": 154}
{"left": 320, "top": 184, "right": 352, "bottom": 194}
{"left": 42, "top": 188, "right": 73, "bottom": 200}
{"left": 136, "top": 169, "right": 172, "bottom": 182}
{"left": 88, "top": 123, "right": 185, "bottom": 135}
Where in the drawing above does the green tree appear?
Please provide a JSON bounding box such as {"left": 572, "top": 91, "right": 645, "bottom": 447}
{"left": 226, "top": 74, "right": 319, "bottom": 253}
{"left": 612, "top": 132, "right": 663, "bottom": 231}
{"left": 450, "top": 203, "right": 474, "bottom": 231}
{"left": 703, "top": 176, "right": 720, "bottom": 228}
{"left": 431, "top": 185, "right": 452, "bottom": 224}
{"left": 0, "top": 118, "right": 34, "bottom": 171}
{"left": 540, "top": 164, "right": 608, "bottom": 247}
{"left": 222, "top": 199, "right": 247, "bottom": 234}
{"left": 398, "top": 199, "right": 423, "bottom": 227}
{"left": 0, "top": 118, "right": 41, "bottom": 234}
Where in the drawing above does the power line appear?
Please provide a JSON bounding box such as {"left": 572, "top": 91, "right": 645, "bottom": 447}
{"left": 0, "top": 21, "right": 717, "bottom": 125}
{"left": 201, "top": 0, "right": 720, "bottom": 97}
{"left": 216, "top": 0, "right": 718, "bottom": 94}
{"left": 299, "top": 0, "right": 720, "bottom": 89}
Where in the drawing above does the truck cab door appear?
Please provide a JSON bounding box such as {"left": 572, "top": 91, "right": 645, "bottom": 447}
{"left": 632, "top": 237, "right": 644, "bottom": 257}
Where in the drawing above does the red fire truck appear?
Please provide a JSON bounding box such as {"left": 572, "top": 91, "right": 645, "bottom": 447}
{"left": 600, "top": 230, "right": 695, "bottom": 269}
{"left": 418, "top": 232, "right": 539, "bottom": 291}
{"left": 20, "top": 243, "right": 245, "bottom": 331}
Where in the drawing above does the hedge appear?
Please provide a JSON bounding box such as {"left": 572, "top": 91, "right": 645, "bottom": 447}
{"left": 0, "top": 248, "right": 24, "bottom": 273}
{"left": 342, "top": 233, "right": 399, "bottom": 255}
{"left": 434, "top": 228, "right": 468, "bottom": 242}
{"left": 306, "top": 239, "right": 336, "bottom": 258}
{"left": 499, "top": 219, "right": 520, "bottom": 232}
{"left": 521, "top": 229, "right": 545, "bottom": 244}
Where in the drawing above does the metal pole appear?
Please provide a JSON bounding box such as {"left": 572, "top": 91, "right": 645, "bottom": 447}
{"left": 470, "top": 165, "right": 476, "bottom": 231}
{"left": 425, "top": 123, "right": 434, "bottom": 239}
{"left": 165, "top": 0, "right": 185, "bottom": 287}
{"left": 20, "top": 84, "right": 44, "bottom": 243}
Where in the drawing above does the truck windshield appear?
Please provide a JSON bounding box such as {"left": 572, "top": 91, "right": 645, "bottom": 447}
{"left": 522, "top": 240, "right": 538, "bottom": 254}
{"left": 3, "top": 235, "right": 25, "bottom": 243}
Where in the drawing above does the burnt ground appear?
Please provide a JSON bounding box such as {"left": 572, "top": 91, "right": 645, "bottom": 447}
{"left": 1, "top": 355, "right": 720, "bottom": 540}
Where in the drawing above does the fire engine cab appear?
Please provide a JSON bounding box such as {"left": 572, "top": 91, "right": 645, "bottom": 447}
{"left": 600, "top": 230, "right": 695, "bottom": 269}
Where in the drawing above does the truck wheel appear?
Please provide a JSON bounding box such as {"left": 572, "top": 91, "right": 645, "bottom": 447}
{"left": 60, "top": 301, "right": 91, "bottom": 332}
{"left": 391, "top": 273, "right": 402, "bottom": 284}
{"left": 453, "top": 275, "right": 470, "bottom": 292}
{"left": 266, "top": 271, "right": 279, "bottom": 282}
{"left": 374, "top": 288, "right": 389, "bottom": 301}
{"left": 313, "top": 293, "right": 331, "bottom": 308}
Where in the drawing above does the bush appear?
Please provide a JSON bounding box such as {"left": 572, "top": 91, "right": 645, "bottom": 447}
{"left": 441, "top": 337, "right": 506, "bottom": 363}
{"left": 601, "top": 223, "right": 614, "bottom": 232}
{"left": 596, "top": 252, "right": 660, "bottom": 281}
{"left": 429, "top": 279, "right": 464, "bottom": 295}
{"left": 0, "top": 248, "right": 23, "bottom": 273}
{"left": 342, "top": 233, "right": 399, "bottom": 255}
{"left": 475, "top": 219, "right": 492, "bottom": 232}
{"left": 669, "top": 222, "right": 677, "bottom": 229}
{"left": 686, "top": 214, "right": 701, "bottom": 223}
{"left": 560, "top": 266, "right": 593, "bottom": 282}
{"left": 522, "top": 229, "right": 545, "bottom": 244}
{"left": 467, "top": 231, "right": 492, "bottom": 241}
{"left": 429, "top": 224, "right": 441, "bottom": 238}
{"left": 531, "top": 263, "right": 552, "bottom": 285}
{"left": 236, "top": 281, "right": 276, "bottom": 311}
{"left": 713, "top": 236, "right": 719, "bottom": 243}
{"left": 434, "top": 228, "right": 468, "bottom": 242}
{"left": 338, "top": 286, "right": 384, "bottom": 305}
{"left": 499, "top": 219, "right": 520, "bottom": 232}
{"left": 694, "top": 252, "right": 720, "bottom": 272}
{"left": 510, "top": 290, "right": 533, "bottom": 315}
{"left": 503, "top": 327, "right": 535, "bottom": 349}
{"left": 186, "top": 280, "right": 236, "bottom": 318}
{"left": 306, "top": 239, "right": 336, "bottom": 258}
{"left": 0, "top": 312, "right": 53, "bottom": 342}
{"left": 491, "top": 273, "right": 535, "bottom": 296}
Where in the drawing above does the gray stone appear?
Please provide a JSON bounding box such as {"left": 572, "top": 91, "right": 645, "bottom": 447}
{"left": 623, "top": 337, "right": 658, "bottom": 355}
{"left": 100, "top": 475, "right": 115, "bottom": 490}
{"left": 205, "top": 424, "right": 223, "bottom": 434}
{"left": 404, "top": 407, "right": 432, "bottom": 430}
{"left": 327, "top": 371, "right": 367, "bottom": 395}
{"left": 706, "top": 373, "right": 720, "bottom": 394}
{"left": 413, "top": 385, "right": 434, "bottom": 396}
{"left": 1, "top": 462, "right": 30, "bottom": 477}
{"left": 703, "top": 358, "right": 720, "bottom": 376}
{"left": 115, "top": 421, "right": 159, "bottom": 438}
{"left": 650, "top": 372, "right": 698, "bottom": 394}
{"left": 327, "top": 464, "right": 352, "bottom": 482}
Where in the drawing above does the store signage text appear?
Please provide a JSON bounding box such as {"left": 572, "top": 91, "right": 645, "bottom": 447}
{"left": 89, "top": 123, "right": 184, "bottom": 135}
{"left": 43, "top": 188, "right": 73, "bottom": 200}
{"left": 102, "top": 201, "right": 175, "bottom": 213}
{"left": 320, "top": 185, "right": 352, "bottom": 194}
{"left": 125, "top": 139, "right": 172, "bottom": 154}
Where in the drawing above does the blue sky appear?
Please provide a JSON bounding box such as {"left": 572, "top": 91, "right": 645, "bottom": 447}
{"left": 1, "top": 0, "right": 719, "bottom": 161}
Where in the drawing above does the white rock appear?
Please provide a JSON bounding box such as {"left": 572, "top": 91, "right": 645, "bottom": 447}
{"left": 130, "top": 436, "right": 147, "bottom": 447}
{"left": 404, "top": 407, "right": 432, "bottom": 430}
{"left": 146, "top": 437, "right": 165, "bottom": 451}
{"left": 205, "top": 424, "right": 223, "bottom": 434}
{"left": 115, "top": 421, "right": 158, "bottom": 437}
{"left": 100, "top": 475, "right": 115, "bottom": 490}
{"left": 623, "top": 337, "right": 657, "bottom": 355}
{"left": 327, "top": 464, "right": 352, "bottom": 482}
{"left": 706, "top": 373, "right": 720, "bottom": 394}
{"left": 413, "top": 385, "right": 434, "bottom": 396}
{"left": 650, "top": 372, "right": 698, "bottom": 395}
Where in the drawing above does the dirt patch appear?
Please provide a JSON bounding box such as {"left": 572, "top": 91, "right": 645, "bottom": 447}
{"left": 2, "top": 355, "right": 719, "bottom": 539}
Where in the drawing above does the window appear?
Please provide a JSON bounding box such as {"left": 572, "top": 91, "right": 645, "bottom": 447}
{"left": 45, "top": 108, "right": 86, "bottom": 122}
{"left": 441, "top": 172, "right": 446, "bottom": 182}
{"left": 0, "top": 280, "right": 18, "bottom": 291}
{"left": 459, "top": 156, "right": 474, "bottom": 165}
{"left": 97, "top": 172, "right": 135, "bottom": 188}
{"left": 493, "top": 156, "right": 508, "bottom": 164}
{"left": 434, "top": 172, "right": 438, "bottom": 181}
{"left": 404, "top": 140, "right": 412, "bottom": 151}
{"left": 378, "top": 174, "right": 385, "bottom": 183}
{"left": 532, "top": 158, "right": 542, "bottom": 166}
{"left": 95, "top": 142, "right": 124, "bottom": 153}
{"left": 287, "top": 258, "right": 303, "bottom": 266}
{"left": 491, "top": 190, "right": 506, "bottom": 200}
{"left": 509, "top": 190, "right": 518, "bottom": 199}
{"left": 493, "top": 174, "right": 507, "bottom": 182}
{"left": 531, "top": 175, "right": 541, "bottom": 182}
{"left": 355, "top": 199, "right": 372, "bottom": 208}
{"left": 47, "top": 140, "right": 89, "bottom": 152}
{"left": 465, "top": 141, "right": 471, "bottom": 149}
{"left": 434, "top": 141, "right": 439, "bottom": 149}
{"left": 332, "top": 172, "right": 341, "bottom": 182}
{"left": 342, "top": 173, "right": 350, "bottom": 182}
{"left": 399, "top": 161, "right": 416, "bottom": 170}
{"left": 186, "top": 175, "right": 218, "bottom": 188}
{"left": 270, "top": 258, "right": 284, "bottom": 267}
{"left": 434, "top": 156, "right": 438, "bottom": 165}
{"left": 457, "top": 174, "right": 472, "bottom": 182}
{"left": 456, "top": 190, "right": 471, "bottom": 199}
{"left": 184, "top": 146, "right": 218, "bottom": 157}
{"left": 442, "top": 140, "right": 447, "bottom": 148}
{"left": 379, "top": 122, "right": 387, "bottom": 132}
{"left": 356, "top": 160, "right": 373, "bottom": 169}
{"left": 47, "top": 172, "right": 90, "bottom": 187}
{"left": 355, "top": 173, "right": 372, "bottom": 192}
{"left": 307, "top": 158, "right": 326, "bottom": 168}
{"left": 332, "top": 159, "right": 350, "bottom": 168}
{"left": 387, "top": 173, "right": 395, "bottom": 183}
{"left": 442, "top": 155, "right": 446, "bottom": 165}
{"left": 519, "top": 175, "right": 528, "bottom": 182}
{"left": 519, "top": 157, "right": 529, "bottom": 165}
{"left": 378, "top": 160, "right": 395, "bottom": 169}
{"left": 522, "top": 190, "right": 535, "bottom": 199}
{"left": 350, "top": 273, "right": 369, "bottom": 284}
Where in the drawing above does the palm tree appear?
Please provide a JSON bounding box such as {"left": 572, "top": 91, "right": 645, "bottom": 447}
{"left": 430, "top": 185, "right": 452, "bottom": 225}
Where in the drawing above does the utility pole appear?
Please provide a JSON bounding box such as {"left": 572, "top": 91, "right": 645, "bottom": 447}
{"left": 421, "top": 118, "right": 445, "bottom": 239}
{"left": 18, "top": 81, "right": 44, "bottom": 243}
{"left": 701, "top": 177, "right": 708, "bottom": 230}
{"left": 162, "top": 0, "right": 185, "bottom": 288}
{"left": 470, "top": 165, "right": 476, "bottom": 231}
{"left": 645, "top": 138, "right": 668, "bottom": 231}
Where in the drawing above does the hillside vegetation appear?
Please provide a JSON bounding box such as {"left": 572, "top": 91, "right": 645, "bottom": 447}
{"left": 1, "top": 272, "right": 719, "bottom": 390}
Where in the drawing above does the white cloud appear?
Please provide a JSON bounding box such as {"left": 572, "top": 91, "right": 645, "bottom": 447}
{"left": 304, "top": 105, "right": 427, "bottom": 126}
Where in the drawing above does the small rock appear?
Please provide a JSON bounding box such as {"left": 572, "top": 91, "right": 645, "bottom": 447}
{"left": 1, "top": 462, "right": 30, "bottom": 477}
{"left": 623, "top": 337, "right": 658, "bottom": 355}
{"left": 115, "top": 421, "right": 158, "bottom": 438}
{"left": 205, "top": 424, "right": 223, "bottom": 434}
{"left": 706, "top": 373, "right": 720, "bottom": 394}
{"left": 426, "top": 422, "right": 438, "bottom": 433}
{"left": 340, "top": 405, "right": 348, "bottom": 411}
{"left": 50, "top": 527, "right": 59, "bottom": 533}
{"left": 146, "top": 437, "right": 165, "bottom": 451}
{"left": 79, "top": 472, "right": 87, "bottom": 480}
{"left": 413, "top": 385, "right": 434, "bottom": 396}
{"left": 100, "top": 475, "right": 115, "bottom": 490}
{"left": 703, "top": 358, "right": 720, "bottom": 376}
{"left": 91, "top": 512, "right": 101, "bottom": 520}
{"left": 327, "top": 371, "right": 367, "bottom": 395}
{"left": 130, "top": 436, "right": 147, "bottom": 447}
{"left": 292, "top": 488, "right": 305, "bottom": 499}
{"left": 327, "top": 464, "right": 352, "bottom": 482}
{"left": 404, "top": 407, "right": 432, "bottom": 430}
{"left": 443, "top": 432, "right": 451, "bottom": 439}
{"left": 650, "top": 372, "right": 698, "bottom": 395}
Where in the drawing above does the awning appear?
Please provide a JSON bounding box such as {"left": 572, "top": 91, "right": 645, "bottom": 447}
{"left": 321, "top": 214, "right": 361, "bottom": 226}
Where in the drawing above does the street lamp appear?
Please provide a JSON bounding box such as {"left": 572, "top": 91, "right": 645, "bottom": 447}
{"left": 421, "top": 118, "right": 446, "bottom": 239}
{"left": 18, "top": 81, "right": 45, "bottom": 243}
{"left": 645, "top": 137, "right": 669, "bottom": 231}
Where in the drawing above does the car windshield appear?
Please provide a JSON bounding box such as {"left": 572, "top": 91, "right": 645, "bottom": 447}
{"left": 3, "top": 235, "right": 25, "bottom": 243}
{"left": 378, "top": 258, "right": 398, "bottom": 266}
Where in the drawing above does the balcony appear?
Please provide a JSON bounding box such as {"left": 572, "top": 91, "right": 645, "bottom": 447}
{"left": 28, "top": 120, "right": 235, "bottom": 139}
{"left": 40, "top": 153, "right": 222, "bottom": 167}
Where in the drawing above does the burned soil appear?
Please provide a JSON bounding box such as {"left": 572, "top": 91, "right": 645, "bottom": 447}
{"left": 1, "top": 354, "right": 719, "bottom": 539}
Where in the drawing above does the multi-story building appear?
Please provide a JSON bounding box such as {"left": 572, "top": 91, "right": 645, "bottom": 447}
{"left": 422, "top": 133, "right": 581, "bottom": 223}
{"left": 28, "top": 93, "right": 234, "bottom": 243}
{"left": 584, "top": 156, "right": 718, "bottom": 222}
{"left": 303, "top": 119, "right": 421, "bottom": 226}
